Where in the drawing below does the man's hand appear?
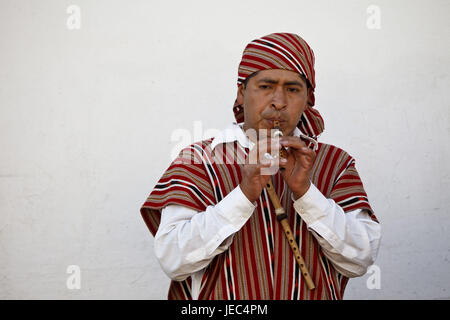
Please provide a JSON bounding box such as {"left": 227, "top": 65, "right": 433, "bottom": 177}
{"left": 279, "top": 136, "right": 316, "bottom": 200}
{"left": 240, "top": 138, "right": 280, "bottom": 203}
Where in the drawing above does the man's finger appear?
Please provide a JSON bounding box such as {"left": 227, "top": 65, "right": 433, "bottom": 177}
{"left": 279, "top": 136, "right": 307, "bottom": 149}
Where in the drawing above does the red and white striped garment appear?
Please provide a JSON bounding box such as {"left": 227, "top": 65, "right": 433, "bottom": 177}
{"left": 141, "top": 137, "right": 378, "bottom": 299}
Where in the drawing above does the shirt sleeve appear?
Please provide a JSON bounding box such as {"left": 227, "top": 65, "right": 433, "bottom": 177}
{"left": 292, "top": 183, "right": 381, "bottom": 278}
{"left": 154, "top": 185, "right": 256, "bottom": 281}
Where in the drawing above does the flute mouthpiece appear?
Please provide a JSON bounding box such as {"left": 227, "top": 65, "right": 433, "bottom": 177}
{"left": 272, "top": 120, "right": 286, "bottom": 169}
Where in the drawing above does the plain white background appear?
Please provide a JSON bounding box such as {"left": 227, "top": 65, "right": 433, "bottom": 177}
{"left": 0, "top": 0, "right": 449, "bottom": 299}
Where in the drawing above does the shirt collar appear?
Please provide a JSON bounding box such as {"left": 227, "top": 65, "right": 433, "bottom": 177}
{"left": 210, "top": 122, "right": 302, "bottom": 151}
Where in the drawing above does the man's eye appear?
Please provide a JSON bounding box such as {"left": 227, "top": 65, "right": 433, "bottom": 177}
{"left": 259, "top": 85, "right": 271, "bottom": 89}
{"left": 287, "top": 88, "right": 300, "bottom": 93}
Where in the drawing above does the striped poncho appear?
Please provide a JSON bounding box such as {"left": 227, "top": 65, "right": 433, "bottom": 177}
{"left": 140, "top": 138, "right": 378, "bottom": 299}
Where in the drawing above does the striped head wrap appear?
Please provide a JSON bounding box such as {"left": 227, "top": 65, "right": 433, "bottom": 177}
{"left": 233, "top": 33, "right": 324, "bottom": 138}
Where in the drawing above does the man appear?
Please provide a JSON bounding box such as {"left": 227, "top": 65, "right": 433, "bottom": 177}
{"left": 140, "top": 33, "right": 381, "bottom": 300}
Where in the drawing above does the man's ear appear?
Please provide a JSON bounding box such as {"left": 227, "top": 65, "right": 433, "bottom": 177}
{"left": 236, "top": 84, "right": 245, "bottom": 105}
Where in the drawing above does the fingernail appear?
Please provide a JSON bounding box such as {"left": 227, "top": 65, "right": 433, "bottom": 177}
{"left": 263, "top": 152, "right": 273, "bottom": 160}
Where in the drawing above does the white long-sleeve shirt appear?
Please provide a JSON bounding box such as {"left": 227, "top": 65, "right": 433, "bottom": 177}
{"left": 154, "top": 123, "right": 381, "bottom": 299}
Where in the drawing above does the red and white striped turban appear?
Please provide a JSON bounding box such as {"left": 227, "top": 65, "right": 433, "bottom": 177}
{"left": 233, "top": 33, "right": 324, "bottom": 138}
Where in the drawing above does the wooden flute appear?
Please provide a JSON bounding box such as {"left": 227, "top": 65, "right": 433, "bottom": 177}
{"left": 265, "top": 120, "right": 316, "bottom": 290}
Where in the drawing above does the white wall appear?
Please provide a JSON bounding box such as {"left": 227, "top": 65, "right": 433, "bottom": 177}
{"left": 0, "top": 0, "right": 449, "bottom": 299}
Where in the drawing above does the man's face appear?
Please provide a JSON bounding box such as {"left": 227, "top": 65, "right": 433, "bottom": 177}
{"left": 237, "top": 69, "right": 311, "bottom": 138}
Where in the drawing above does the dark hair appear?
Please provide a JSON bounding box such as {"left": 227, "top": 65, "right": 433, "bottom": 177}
{"left": 242, "top": 71, "right": 260, "bottom": 89}
{"left": 242, "top": 70, "right": 311, "bottom": 90}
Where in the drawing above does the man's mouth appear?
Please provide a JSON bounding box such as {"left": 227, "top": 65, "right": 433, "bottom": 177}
{"left": 263, "top": 118, "right": 286, "bottom": 128}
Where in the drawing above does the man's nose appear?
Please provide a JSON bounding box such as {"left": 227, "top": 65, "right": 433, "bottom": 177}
{"left": 271, "top": 86, "right": 287, "bottom": 110}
